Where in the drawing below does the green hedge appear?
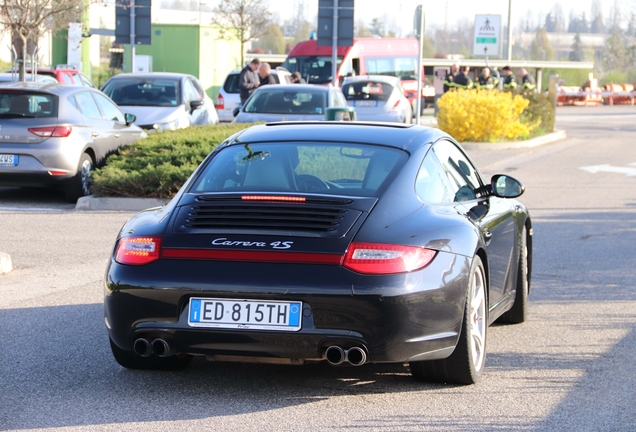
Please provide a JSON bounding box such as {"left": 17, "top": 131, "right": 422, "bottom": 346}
{"left": 521, "top": 92, "right": 555, "bottom": 138}
{"left": 92, "top": 124, "right": 257, "bottom": 198}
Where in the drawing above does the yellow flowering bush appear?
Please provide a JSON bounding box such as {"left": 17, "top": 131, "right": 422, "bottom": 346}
{"left": 437, "top": 89, "right": 539, "bottom": 142}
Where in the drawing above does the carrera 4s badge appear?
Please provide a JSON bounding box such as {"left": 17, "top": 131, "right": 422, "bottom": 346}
{"left": 212, "top": 238, "right": 293, "bottom": 249}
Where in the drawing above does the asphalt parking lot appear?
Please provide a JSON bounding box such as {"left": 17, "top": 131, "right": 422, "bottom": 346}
{"left": 1, "top": 105, "right": 635, "bottom": 431}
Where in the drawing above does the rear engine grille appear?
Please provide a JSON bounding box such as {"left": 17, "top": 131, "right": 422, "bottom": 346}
{"left": 173, "top": 197, "right": 363, "bottom": 238}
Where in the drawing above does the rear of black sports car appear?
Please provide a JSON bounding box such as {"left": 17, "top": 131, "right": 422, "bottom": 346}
{"left": 104, "top": 124, "right": 491, "bottom": 379}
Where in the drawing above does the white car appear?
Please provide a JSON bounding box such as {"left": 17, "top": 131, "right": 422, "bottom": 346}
{"left": 216, "top": 68, "right": 291, "bottom": 122}
{"left": 233, "top": 84, "right": 348, "bottom": 123}
{"left": 101, "top": 72, "right": 218, "bottom": 131}
{"left": 341, "top": 75, "right": 413, "bottom": 123}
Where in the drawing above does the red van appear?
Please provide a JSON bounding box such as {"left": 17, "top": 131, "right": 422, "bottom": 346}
{"left": 281, "top": 38, "right": 430, "bottom": 108}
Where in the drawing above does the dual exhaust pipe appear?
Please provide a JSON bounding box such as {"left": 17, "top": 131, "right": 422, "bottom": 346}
{"left": 133, "top": 337, "right": 173, "bottom": 358}
{"left": 325, "top": 346, "right": 367, "bottom": 366}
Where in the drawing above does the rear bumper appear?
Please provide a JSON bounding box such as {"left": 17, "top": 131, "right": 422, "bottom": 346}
{"left": 0, "top": 169, "right": 74, "bottom": 187}
{"left": 105, "top": 251, "right": 470, "bottom": 363}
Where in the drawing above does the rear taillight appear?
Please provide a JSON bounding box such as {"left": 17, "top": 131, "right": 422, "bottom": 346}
{"left": 114, "top": 236, "right": 162, "bottom": 265}
{"left": 215, "top": 93, "right": 224, "bottom": 110}
{"left": 343, "top": 242, "right": 436, "bottom": 275}
{"left": 28, "top": 126, "right": 72, "bottom": 137}
{"left": 390, "top": 100, "right": 401, "bottom": 112}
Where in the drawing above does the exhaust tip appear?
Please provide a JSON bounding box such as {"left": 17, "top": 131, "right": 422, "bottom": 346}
{"left": 151, "top": 338, "right": 173, "bottom": 358}
{"left": 325, "top": 346, "right": 345, "bottom": 365}
{"left": 346, "top": 347, "right": 367, "bottom": 366}
{"left": 133, "top": 338, "right": 152, "bottom": 357}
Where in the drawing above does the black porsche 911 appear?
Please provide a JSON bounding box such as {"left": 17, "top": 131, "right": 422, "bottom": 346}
{"left": 105, "top": 122, "right": 532, "bottom": 384}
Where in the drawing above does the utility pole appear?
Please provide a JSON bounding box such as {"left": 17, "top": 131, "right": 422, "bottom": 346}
{"left": 130, "top": 0, "right": 136, "bottom": 73}
{"left": 507, "top": 0, "right": 513, "bottom": 61}
{"left": 331, "top": 0, "right": 338, "bottom": 87}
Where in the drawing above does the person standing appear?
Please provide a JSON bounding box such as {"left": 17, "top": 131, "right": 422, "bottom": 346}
{"left": 477, "top": 67, "right": 498, "bottom": 90}
{"left": 453, "top": 66, "right": 473, "bottom": 90}
{"left": 443, "top": 63, "right": 459, "bottom": 93}
{"left": 501, "top": 66, "right": 517, "bottom": 91}
{"left": 258, "top": 62, "right": 276, "bottom": 86}
{"left": 239, "top": 58, "right": 261, "bottom": 104}
{"left": 290, "top": 72, "right": 306, "bottom": 84}
{"left": 518, "top": 68, "right": 536, "bottom": 91}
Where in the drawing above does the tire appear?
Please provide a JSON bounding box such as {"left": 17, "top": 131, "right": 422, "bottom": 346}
{"left": 410, "top": 256, "right": 487, "bottom": 385}
{"left": 499, "top": 225, "right": 529, "bottom": 324}
{"left": 64, "top": 152, "right": 93, "bottom": 203}
{"left": 109, "top": 337, "right": 193, "bottom": 371}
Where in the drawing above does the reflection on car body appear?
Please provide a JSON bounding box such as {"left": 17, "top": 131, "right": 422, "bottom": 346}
{"left": 105, "top": 122, "right": 532, "bottom": 385}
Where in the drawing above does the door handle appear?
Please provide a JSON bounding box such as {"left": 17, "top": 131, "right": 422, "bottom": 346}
{"left": 91, "top": 132, "right": 99, "bottom": 137}
{"left": 483, "top": 229, "right": 493, "bottom": 245}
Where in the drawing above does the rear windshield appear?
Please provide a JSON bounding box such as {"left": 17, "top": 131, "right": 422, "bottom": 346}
{"left": 223, "top": 73, "right": 240, "bottom": 94}
{"left": 190, "top": 142, "right": 407, "bottom": 197}
{"left": 342, "top": 82, "right": 394, "bottom": 102}
{"left": 0, "top": 92, "right": 58, "bottom": 118}
{"left": 102, "top": 78, "right": 180, "bottom": 107}
{"left": 244, "top": 89, "right": 327, "bottom": 115}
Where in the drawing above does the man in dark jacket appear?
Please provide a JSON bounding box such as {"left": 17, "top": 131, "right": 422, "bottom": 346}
{"left": 502, "top": 66, "right": 517, "bottom": 90}
{"left": 258, "top": 62, "right": 276, "bottom": 86}
{"left": 477, "top": 67, "right": 498, "bottom": 89}
{"left": 453, "top": 66, "right": 473, "bottom": 89}
{"left": 443, "top": 63, "right": 459, "bottom": 93}
{"left": 239, "top": 58, "right": 261, "bottom": 104}
{"left": 518, "top": 68, "right": 536, "bottom": 91}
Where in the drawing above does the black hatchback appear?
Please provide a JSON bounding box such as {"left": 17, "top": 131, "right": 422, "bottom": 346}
{"left": 105, "top": 122, "right": 532, "bottom": 384}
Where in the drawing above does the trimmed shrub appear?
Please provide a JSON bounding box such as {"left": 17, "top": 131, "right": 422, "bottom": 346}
{"left": 521, "top": 92, "right": 554, "bottom": 137}
{"left": 437, "top": 89, "right": 538, "bottom": 142}
{"left": 92, "top": 123, "right": 257, "bottom": 198}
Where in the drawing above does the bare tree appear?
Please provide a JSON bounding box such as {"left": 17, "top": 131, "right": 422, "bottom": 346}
{"left": 210, "top": 0, "right": 274, "bottom": 67}
{"left": 0, "top": 0, "right": 86, "bottom": 80}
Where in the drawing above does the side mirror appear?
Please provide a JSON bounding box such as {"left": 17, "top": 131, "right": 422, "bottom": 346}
{"left": 491, "top": 174, "right": 524, "bottom": 198}
{"left": 189, "top": 99, "right": 204, "bottom": 114}
{"left": 233, "top": 107, "right": 241, "bottom": 117}
{"left": 124, "top": 113, "right": 136, "bottom": 126}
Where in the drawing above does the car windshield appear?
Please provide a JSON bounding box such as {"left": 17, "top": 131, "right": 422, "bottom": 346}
{"left": 0, "top": 92, "right": 57, "bottom": 118}
{"left": 281, "top": 56, "right": 343, "bottom": 84}
{"left": 365, "top": 56, "right": 418, "bottom": 79}
{"left": 190, "top": 142, "right": 407, "bottom": 197}
{"left": 244, "top": 89, "right": 327, "bottom": 115}
{"left": 342, "top": 81, "right": 394, "bottom": 102}
{"left": 102, "top": 78, "right": 181, "bottom": 107}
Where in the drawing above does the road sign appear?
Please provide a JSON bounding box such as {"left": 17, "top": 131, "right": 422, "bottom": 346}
{"left": 317, "top": 0, "right": 354, "bottom": 47}
{"left": 115, "top": 0, "right": 152, "bottom": 45}
{"left": 473, "top": 15, "right": 501, "bottom": 57}
{"left": 413, "top": 5, "right": 424, "bottom": 39}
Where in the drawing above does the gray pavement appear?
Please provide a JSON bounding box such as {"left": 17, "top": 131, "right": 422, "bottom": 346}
{"left": 1, "top": 105, "right": 635, "bottom": 430}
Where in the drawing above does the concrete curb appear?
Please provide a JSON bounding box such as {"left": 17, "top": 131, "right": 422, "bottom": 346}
{"left": 459, "top": 130, "right": 567, "bottom": 151}
{"left": 75, "top": 196, "right": 169, "bottom": 211}
{"left": 0, "top": 251, "right": 12, "bottom": 275}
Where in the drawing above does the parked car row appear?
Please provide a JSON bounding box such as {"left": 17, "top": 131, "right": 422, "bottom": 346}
{"left": 0, "top": 66, "right": 421, "bottom": 204}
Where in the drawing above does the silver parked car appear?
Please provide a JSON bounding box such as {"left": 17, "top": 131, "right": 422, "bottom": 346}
{"left": 216, "top": 68, "right": 291, "bottom": 122}
{"left": 0, "top": 82, "right": 145, "bottom": 201}
{"left": 101, "top": 73, "right": 219, "bottom": 131}
{"left": 341, "top": 75, "right": 413, "bottom": 123}
{"left": 0, "top": 73, "right": 58, "bottom": 84}
{"left": 234, "top": 84, "right": 347, "bottom": 123}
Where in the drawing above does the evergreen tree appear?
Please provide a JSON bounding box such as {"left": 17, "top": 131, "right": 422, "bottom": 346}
{"left": 590, "top": 0, "right": 605, "bottom": 34}
{"left": 569, "top": 33, "right": 584, "bottom": 61}
{"left": 530, "top": 28, "right": 555, "bottom": 60}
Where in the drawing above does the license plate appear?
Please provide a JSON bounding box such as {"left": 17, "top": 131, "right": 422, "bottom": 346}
{"left": 0, "top": 154, "right": 18, "bottom": 166}
{"left": 354, "top": 100, "right": 378, "bottom": 107}
{"left": 188, "top": 297, "right": 302, "bottom": 332}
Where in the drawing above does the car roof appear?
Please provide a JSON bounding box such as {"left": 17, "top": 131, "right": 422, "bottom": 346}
{"left": 254, "top": 84, "right": 330, "bottom": 92}
{"left": 342, "top": 75, "right": 401, "bottom": 86}
{"left": 230, "top": 122, "right": 448, "bottom": 152}
{"left": 0, "top": 81, "right": 95, "bottom": 96}
{"left": 107, "top": 72, "right": 194, "bottom": 80}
